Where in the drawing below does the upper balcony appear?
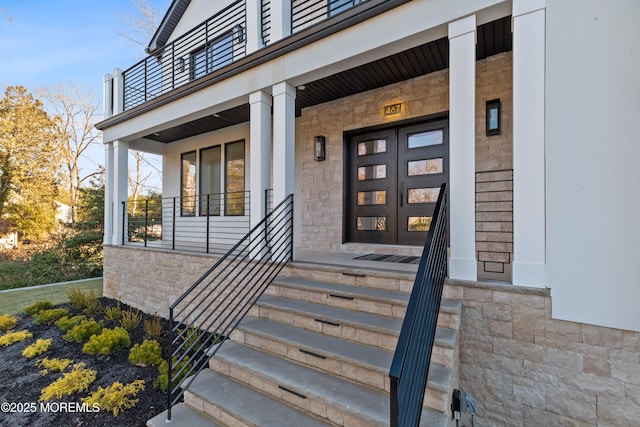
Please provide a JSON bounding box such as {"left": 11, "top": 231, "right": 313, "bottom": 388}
{"left": 104, "top": 0, "right": 384, "bottom": 118}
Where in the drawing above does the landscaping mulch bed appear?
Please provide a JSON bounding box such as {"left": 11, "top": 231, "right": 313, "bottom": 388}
{"left": 0, "top": 298, "right": 170, "bottom": 427}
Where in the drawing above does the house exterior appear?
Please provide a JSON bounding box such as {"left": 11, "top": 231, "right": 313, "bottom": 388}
{"left": 97, "top": 0, "right": 640, "bottom": 425}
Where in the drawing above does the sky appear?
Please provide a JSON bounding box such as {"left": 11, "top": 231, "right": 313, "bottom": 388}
{"left": 0, "top": 0, "right": 172, "bottom": 193}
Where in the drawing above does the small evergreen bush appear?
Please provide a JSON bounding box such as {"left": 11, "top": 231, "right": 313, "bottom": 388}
{"left": 81, "top": 380, "right": 145, "bottom": 416}
{"left": 39, "top": 362, "right": 96, "bottom": 401}
{"left": 22, "top": 338, "right": 52, "bottom": 358}
{"left": 128, "top": 339, "right": 163, "bottom": 367}
{"left": 83, "top": 327, "right": 131, "bottom": 355}
{"left": 0, "top": 330, "right": 33, "bottom": 346}
{"left": 24, "top": 301, "right": 52, "bottom": 316}
{"left": 104, "top": 303, "right": 122, "bottom": 322}
{"left": 62, "top": 319, "right": 103, "bottom": 343}
{"left": 0, "top": 314, "right": 18, "bottom": 331}
{"left": 55, "top": 315, "right": 87, "bottom": 332}
{"left": 119, "top": 309, "right": 142, "bottom": 331}
{"left": 66, "top": 288, "right": 88, "bottom": 309}
{"left": 143, "top": 314, "right": 162, "bottom": 339}
{"left": 35, "top": 357, "right": 73, "bottom": 375}
{"left": 33, "top": 308, "right": 70, "bottom": 325}
{"left": 154, "top": 356, "right": 191, "bottom": 392}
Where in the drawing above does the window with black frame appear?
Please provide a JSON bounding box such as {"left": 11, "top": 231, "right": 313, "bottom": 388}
{"left": 180, "top": 151, "right": 197, "bottom": 216}
{"left": 199, "top": 146, "right": 222, "bottom": 216}
{"left": 225, "top": 141, "right": 245, "bottom": 216}
{"left": 190, "top": 32, "right": 234, "bottom": 80}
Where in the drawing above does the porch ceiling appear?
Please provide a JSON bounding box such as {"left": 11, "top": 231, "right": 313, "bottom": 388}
{"left": 143, "top": 16, "right": 511, "bottom": 144}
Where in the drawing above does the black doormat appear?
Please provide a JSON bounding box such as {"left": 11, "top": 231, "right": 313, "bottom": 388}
{"left": 354, "top": 253, "right": 420, "bottom": 264}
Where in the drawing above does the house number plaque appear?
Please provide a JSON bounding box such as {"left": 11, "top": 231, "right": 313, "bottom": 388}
{"left": 383, "top": 103, "right": 403, "bottom": 116}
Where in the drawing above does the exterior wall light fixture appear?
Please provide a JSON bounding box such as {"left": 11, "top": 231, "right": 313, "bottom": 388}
{"left": 486, "top": 98, "right": 501, "bottom": 136}
{"left": 314, "top": 136, "right": 326, "bottom": 161}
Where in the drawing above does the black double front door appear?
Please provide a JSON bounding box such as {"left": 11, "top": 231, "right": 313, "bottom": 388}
{"left": 346, "top": 120, "right": 449, "bottom": 245}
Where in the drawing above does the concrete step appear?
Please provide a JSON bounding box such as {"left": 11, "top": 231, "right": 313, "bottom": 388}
{"left": 266, "top": 276, "right": 410, "bottom": 318}
{"left": 250, "top": 294, "right": 459, "bottom": 355}
{"left": 184, "top": 369, "right": 334, "bottom": 427}
{"left": 210, "top": 341, "right": 449, "bottom": 427}
{"left": 282, "top": 262, "right": 418, "bottom": 293}
{"left": 147, "top": 403, "right": 222, "bottom": 427}
{"left": 230, "top": 317, "right": 452, "bottom": 412}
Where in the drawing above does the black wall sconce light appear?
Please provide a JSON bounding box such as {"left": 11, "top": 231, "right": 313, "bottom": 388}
{"left": 234, "top": 24, "right": 245, "bottom": 44}
{"left": 314, "top": 136, "right": 326, "bottom": 161}
{"left": 486, "top": 99, "right": 501, "bottom": 136}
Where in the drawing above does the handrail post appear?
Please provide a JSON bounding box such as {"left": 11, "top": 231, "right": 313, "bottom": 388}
{"left": 172, "top": 197, "right": 176, "bottom": 251}
{"left": 288, "top": 195, "right": 294, "bottom": 261}
{"left": 167, "top": 306, "right": 174, "bottom": 421}
{"left": 144, "top": 199, "right": 149, "bottom": 247}
{"left": 121, "top": 201, "right": 126, "bottom": 245}
{"left": 206, "top": 194, "right": 210, "bottom": 254}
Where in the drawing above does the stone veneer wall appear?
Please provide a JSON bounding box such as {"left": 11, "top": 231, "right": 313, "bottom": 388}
{"left": 297, "top": 52, "right": 513, "bottom": 262}
{"left": 103, "top": 245, "right": 222, "bottom": 318}
{"left": 444, "top": 281, "right": 640, "bottom": 426}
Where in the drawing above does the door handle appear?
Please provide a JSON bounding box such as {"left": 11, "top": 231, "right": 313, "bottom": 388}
{"left": 399, "top": 183, "right": 404, "bottom": 207}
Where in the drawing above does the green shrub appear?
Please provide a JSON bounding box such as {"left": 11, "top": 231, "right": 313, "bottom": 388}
{"left": 67, "top": 288, "right": 101, "bottom": 314}
{"left": 120, "top": 309, "right": 142, "bottom": 331}
{"left": 62, "top": 319, "right": 103, "bottom": 343}
{"left": 143, "top": 314, "right": 162, "bottom": 339}
{"left": 81, "top": 380, "right": 145, "bottom": 416}
{"left": 104, "top": 303, "right": 122, "bottom": 322}
{"left": 39, "top": 362, "right": 96, "bottom": 401}
{"left": 153, "top": 356, "right": 191, "bottom": 392}
{"left": 33, "top": 308, "right": 70, "bottom": 325}
{"left": 24, "top": 301, "right": 52, "bottom": 316}
{"left": 0, "top": 314, "right": 18, "bottom": 331}
{"left": 22, "top": 338, "right": 52, "bottom": 358}
{"left": 128, "top": 339, "right": 163, "bottom": 367}
{"left": 55, "top": 315, "right": 87, "bottom": 332}
{"left": 0, "top": 330, "right": 32, "bottom": 346}
{"left": 83, "top": 327, "right": 131, "bottom": 355}
{"left": 35, "top": 357, "right": 73, "bottom": 375}
{"left": 83, "top": 294, "right": 102, "bottom": 315}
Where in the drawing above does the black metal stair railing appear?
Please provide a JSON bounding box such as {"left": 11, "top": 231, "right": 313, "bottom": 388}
{"left": 389, "top": 183, "right": 448, "bottom": 427}
{"left": 166, "top": 194, "right": 294, "bottom": 421}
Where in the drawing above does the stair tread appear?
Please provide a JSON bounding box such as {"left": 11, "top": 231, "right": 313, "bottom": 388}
{"left": 189, "top": 369, "right": 333, "bottom": 427}
{"left": 147, "top": 403, "right": 222, "bottom": 427}
{"left": 215, "top": 341, "right": 449, "bottom": 425}
{"left": 238, "top": 316, "right": 453, "bottom": 391}
{"left": 274, "top": 276, "right": 410, "bottom": 303}
{"left": 258, "top": 294, "right": 403, "bottom": 334}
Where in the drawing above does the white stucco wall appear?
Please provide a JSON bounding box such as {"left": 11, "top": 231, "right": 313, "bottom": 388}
{"left": 546, "top": 0, "right": 640, "bottom": 331}
{"left": 166, "top": 0, "right": 239, "bottom": 45}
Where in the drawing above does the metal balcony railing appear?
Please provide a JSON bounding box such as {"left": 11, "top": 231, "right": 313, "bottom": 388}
{"left": 122, "top": 191, "right": 250, "bottom": 255}
{"left": 291, "top": 0, "right": 367, "bottom": 34}
{"left": 122, "top": 0, "right": 247, "bottom": 111}
{"left": 114, "top": 0, "right": 373, "bottom": 111}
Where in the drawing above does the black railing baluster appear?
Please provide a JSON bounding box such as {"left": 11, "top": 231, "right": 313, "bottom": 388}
{"left": 389, "top": 183, "right": 448, "bottom": 427}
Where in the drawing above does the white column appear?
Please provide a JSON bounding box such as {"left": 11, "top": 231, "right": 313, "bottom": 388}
{"left": 112, "top": 140, "right": 129, "bottom": 245}
{"left": 112, "top": 68, "right": 124, "bottom": 115}
{"left": 270, "top": 0, "right": 291, "bottom": 42}
{"left": 448, "top": 15, "right": 477, "bottom": 282}
{"left": 103, "top": 73, "right": 113, "bottom": 119}
{"left": 512, "top": 0, "right": 546, "bottom": 287}
{"left": 272, "top": 82, "right": 296, "bottom": 204}
{"left": 246, "top": 0, "right": 262, "bottom": 53}
{"left": 249, "top": 90, "right": 272, "bottom": 227}
{"left": 104, "top": 142, "right": 114, "bottom": 245}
